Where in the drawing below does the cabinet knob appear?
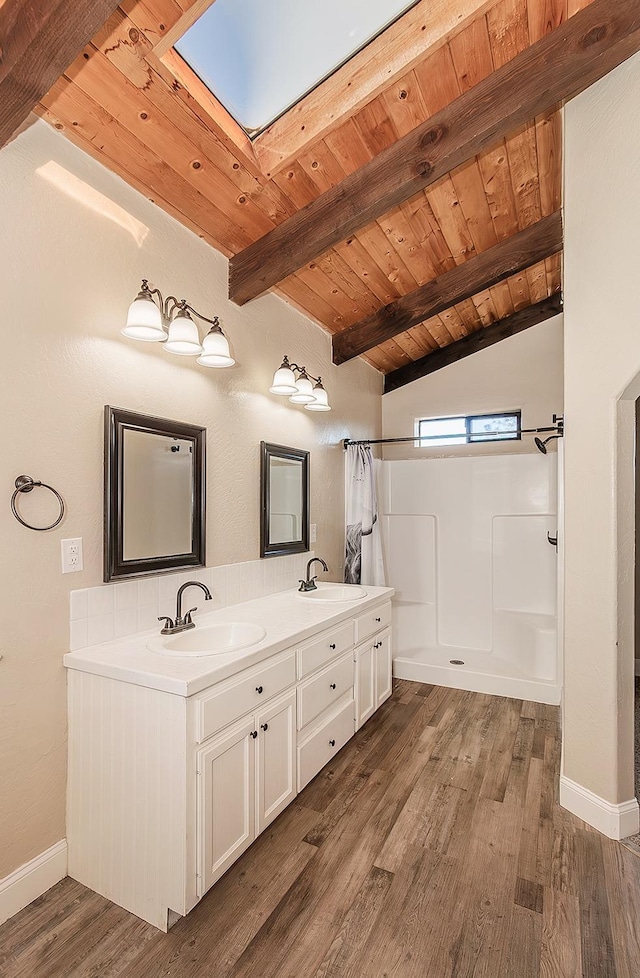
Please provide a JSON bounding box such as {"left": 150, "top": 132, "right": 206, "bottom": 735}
{"left": 330, "top": 682, "right": 336, "bottom": 690}
{"left": 255, "top": 686, "right": 263, "bottom": 694}
{"left": 261, "top": 723, "right": 268, "bottom": 732}
{"left": 329, "top": 739, "right": 336, "bottom": 747}
{"left": 375, "top": 617, "right": 381, "bottom": 623}
{"left": 250, "top": 730, "right": 258, "bottom": 739}
{"left": 329, "top": 643, "right": 336, "bottom": 650}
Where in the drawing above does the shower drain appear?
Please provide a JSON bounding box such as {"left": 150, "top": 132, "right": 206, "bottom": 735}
{"left": 449, "top": 659, "right": 465, "bottom": 665}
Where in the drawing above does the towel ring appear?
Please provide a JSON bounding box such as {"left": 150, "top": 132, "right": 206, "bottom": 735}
{"left": 11, "top": 475, "right": 65, "bottom": 531}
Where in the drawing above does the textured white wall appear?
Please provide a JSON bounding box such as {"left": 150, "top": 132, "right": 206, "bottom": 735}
{"left": 563, "top": 53, "right": 640, "bottom": 805}
{"left": 381, "top": 315, "right": 564, "bottom": 460}
{"left": 0, "top": 120, "right": 381, "bottom": 878}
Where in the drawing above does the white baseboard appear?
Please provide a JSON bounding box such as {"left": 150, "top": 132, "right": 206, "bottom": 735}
{"left": 560, "top": 777, "right": 639, "bottom": 840}
{"left": 0, "top": 840, "right": 67, "bottom": 926}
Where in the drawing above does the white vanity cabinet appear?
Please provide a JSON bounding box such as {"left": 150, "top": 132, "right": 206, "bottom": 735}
{"left": 64, "top": 589, "right": 393, "bottom": 931}
{"left": 354, "top": 601, "right": 392, "bottom": 645}
{"left": 196, "top": 688, "right": 296, "bottom": 896}
{"left": 374, "top": 628, "right": 393, "bottom": 706}
{"left": 294, "top": 609, "right": 392, "bottom": 789}
{"left": 296, "top": 622, "right": 356, "bottom": 791}
{"left": 255, "top": 690, "right": 297, "bottom": 834}
{"left": 354, "top": 625, "right": 393, "bottom": 729}
{"left": 354, "top": 595, "right": 393, "bottom": 731}
{"left": 354, "top": 642, "right": 375, "bottom": 729}
{"left": 196, "top": 716, "right": 256, "bottom": 894}
{"left": 193, "top": 649, "right": 297, "bottom": 896}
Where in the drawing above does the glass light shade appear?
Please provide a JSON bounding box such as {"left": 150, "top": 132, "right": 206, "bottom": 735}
{"left": 305, "top": 383, "right": 331, "bottom": 411}
{"left": 121, "top": 293, "right": 166, "bottom": 342}
{"left": 289, "top": 373, "right": 316, "bottom": 404}
{"left": 197, "top": 326, "right": 235, "bottom": 367}
{"left": 269, "top": 361, "right": 298, "bottom": 395}
{"left": 164, "top": 310, "right": 203, "bottom": 356}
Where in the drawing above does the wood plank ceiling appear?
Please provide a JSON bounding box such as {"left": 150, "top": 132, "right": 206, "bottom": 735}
{"left": 0, "top": 0, "right": 122, "bottom": 147}
{"left": 34, "top": 0, "right": 595, "bottom": 382}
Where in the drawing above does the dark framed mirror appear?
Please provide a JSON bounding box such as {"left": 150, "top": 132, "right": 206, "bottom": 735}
{"left": 104, "top": 406, "right": 206, "bottom": 581}
{"left": 260, "top": 442, "right": 309, "bottom": 558}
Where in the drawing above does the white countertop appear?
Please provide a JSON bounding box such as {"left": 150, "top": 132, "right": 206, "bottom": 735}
{"left": 64, "top": 585, "right": 395, "bottom": 697}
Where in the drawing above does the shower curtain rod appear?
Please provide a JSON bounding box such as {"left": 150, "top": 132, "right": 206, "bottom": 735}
{"left": 343, "top": 416, "right": 564, "bottom": 449}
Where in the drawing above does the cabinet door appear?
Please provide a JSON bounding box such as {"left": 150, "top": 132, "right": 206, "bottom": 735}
{"left": 196, "top": 717, "right": 256, "bottom": 897}
{"left": 255, "top": 690, "right": 297, "bottom": 834}
{"left": 375, "top": 629, "right": 392, "bottom": 707}
{"left": 355, "top": 643, "right": 375, "bottom": 730}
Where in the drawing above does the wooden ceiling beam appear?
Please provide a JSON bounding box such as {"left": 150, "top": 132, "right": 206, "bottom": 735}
{"left": 0, "top": 0, "right": 121, "bottom": 149}
{"left": 383, "top": 293, "right": 563, "bottom": 393}
{"left": 332, "top": 210, "right": 563, "bottom": 365}
{"left": 229, "top": 0, "right": 640, "bottom": 306}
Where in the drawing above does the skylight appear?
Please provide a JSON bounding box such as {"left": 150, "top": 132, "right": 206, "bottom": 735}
{"left": 174, "top": 0, "right": 419, "bottom": 136}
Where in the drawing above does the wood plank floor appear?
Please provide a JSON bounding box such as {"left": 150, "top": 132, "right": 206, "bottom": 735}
{"left": 2, "top": 680, "right": 640, "bottom": 977}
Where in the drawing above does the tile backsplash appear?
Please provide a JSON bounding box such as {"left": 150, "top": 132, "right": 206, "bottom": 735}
{"left": 69, "top": 553, "right": 314, "bottom": 651}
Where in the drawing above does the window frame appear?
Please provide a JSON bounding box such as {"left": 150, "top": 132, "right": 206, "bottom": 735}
{"left": 414, "top": 410, "right": 522, "bottom": 448}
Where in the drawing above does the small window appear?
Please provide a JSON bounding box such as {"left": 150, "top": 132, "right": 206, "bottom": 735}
{"left": 415, "top": 411, "right": 521, "bottom": 448}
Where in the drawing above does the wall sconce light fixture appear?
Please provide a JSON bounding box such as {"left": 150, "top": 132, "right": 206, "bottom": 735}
{"left": 122, "top": 279, "right": 235, "bottom": 367}
{"left": 269, "top": 355, "right": 331, "bottom": 412}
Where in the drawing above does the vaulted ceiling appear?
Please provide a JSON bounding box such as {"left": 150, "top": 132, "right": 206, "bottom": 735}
{"left": 4, "top": 0, "right": 640, "bottom": 389}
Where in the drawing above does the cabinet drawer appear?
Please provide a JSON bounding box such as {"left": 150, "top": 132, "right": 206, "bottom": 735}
{"left": 297, "top": 651, "right": 353, "bottom": 730}
{"left": 297, "top": 620, "right": 354, "bottom": 678}
{"left": 196, "top": 650, "right": 296, "bottom": 743}
{"left": 354, "top": 602, "right": 392, "bottom": 645}
{"left": 297, "top": 698, "right": 355, "bottom": 791}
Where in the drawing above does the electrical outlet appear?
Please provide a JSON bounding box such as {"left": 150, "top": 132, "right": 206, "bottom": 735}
{"left": 310, "top": 523, "right": 317, "bottom": 544}
{"left": 61, "top": 538, "right": 84, "bottom": 574}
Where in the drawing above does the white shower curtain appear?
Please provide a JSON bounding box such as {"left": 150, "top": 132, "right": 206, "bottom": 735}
{"left": 345, "top": 444, "right": 385, "bottom": 586}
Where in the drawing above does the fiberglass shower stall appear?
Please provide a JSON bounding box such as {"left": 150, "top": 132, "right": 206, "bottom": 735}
{"left": 380, "top": 450, "right": 562, "bottom": 705}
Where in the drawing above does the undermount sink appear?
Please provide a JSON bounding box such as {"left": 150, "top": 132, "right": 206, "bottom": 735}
{"left": 298, "top": 583, "right": 367, "bottom": 601}
{"left": 148, "top": 622, "right": 266, "bottom": 657}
